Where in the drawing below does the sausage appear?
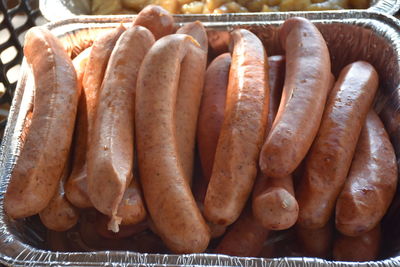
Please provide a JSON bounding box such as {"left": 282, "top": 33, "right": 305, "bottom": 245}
{"left": 265, "top": 55, "right": 285, "bottom": 134}
{"left": 252, "top": 73, "right": 333, "bottom": 231}
{"left": 335, "top": 111, "right": 397, "bottom": 236}
{"left": 215, "top": 207, "right": 270, "bottom": 257}
{"left": 136, "top": 34, "right": 210, "bottom": 253}
{"left": 204, "top": 29, "right": 269, "bottom": 227}
{"left": 333, "top": 225, "right": 381, "bottom": 261}
{"left": 197, "top": 53, "right": 231, "bottom": 182}
{"left": 207, "top": 30, "right": 230, "bottom": 57}
{"left": 87, "top": 26, "right": 154, "bottom": 233}
{"left": 39, "top": 162, "right": 79, "bottom": 232}
{"left": 65, "top": 25, "right": 126, "bottom": 209}
{"left": 252, "top": 55, "right": 297, "bottom": 231}
{"left": 172, "top": 21, "right": 208, "bottom": 184}
{"left": 4, "top": 27, "right": 79, "bottom": 219}
{"left": 72, "top": 47, "right": 92, "bottom": 95}
{"left": 82, "top": 25, "right": 126, "bottom": 106}
{"left": 296, "top": 221, "right": 334, "bottom": 259}
{"left": 133, "top": 5, "right": 175, "bottom": 40}
{"left": 65, "top": 47, "right": 92, "bottom": 209}
{"left": 177, "top": 21, "right": 208, "bottom": 52}
{"left": 192, "top": 174, "right": 227, "bottom": 238}
{"left": 252, "top": 173, "right": 298, "bottom": 230}
{"left": 296, "top": 61, "right": 379, "bottom": 229}
{"left": 259, "top": 17, "right": 332, "bottom": 178}
{"left": 116, "top": 179, "right": 147, "bottom": 226}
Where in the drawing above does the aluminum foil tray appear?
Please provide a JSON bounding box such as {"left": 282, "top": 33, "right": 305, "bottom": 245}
{"left": 1, "top": 11, "right": 400, "bottom": 267}
{"left": 38, "top": 0, "right": 400, "bottom": 21}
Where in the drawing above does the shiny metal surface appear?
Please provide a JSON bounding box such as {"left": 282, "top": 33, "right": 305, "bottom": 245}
{"left": 39, "top": 0, "right": 400, "bottom": 21}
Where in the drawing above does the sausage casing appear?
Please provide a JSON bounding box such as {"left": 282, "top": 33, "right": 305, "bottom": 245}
{"left": 215, "top": 207, "right": 270, "bottom": 257}
{"left": 252, "top": 55, "right": 298, "bottom": 231}
{"left": 133, "top": 5, "right": 175, "bottom": 40}
{"left": 259, "top": 17, "right": 331, "bottom": 178}
{"left": 39, "top": 162, "right": 79, "bottom": 232}
{"left": 333, "top": 225, "right": 381, "bottom": 261}
{"left": 87, "top": 26, "right": 154, "bottom": 232}
{"left": 5, "top": 27, "right": 79, "bottom": 219}
{"left": 174, "top": 21, "right": 208, "bottom": 184}
{"left": 204, "top": 29, "right": 269, "bottom": 226}
{"left": 296, "top": 61, "right": 379, "bottom": 229}
{"left": 136, "top": 34, "right": 210, "bottom": 253}
{"left": 335, "top": 111, "right": 397, "bottom": 236}
{"left": 197, "top": 53, "right": 231, "bottom": 182}
{"left": 66, "top": 26, "right": 126, "bottom": 209}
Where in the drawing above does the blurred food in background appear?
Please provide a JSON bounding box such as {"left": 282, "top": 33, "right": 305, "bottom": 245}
{"left": 92, "top": 0, "right": 371, "bottom": 14}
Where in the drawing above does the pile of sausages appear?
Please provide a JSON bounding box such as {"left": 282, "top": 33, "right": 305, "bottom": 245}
{"left": 4, "top": 4, "right": 398, "bottom": 261}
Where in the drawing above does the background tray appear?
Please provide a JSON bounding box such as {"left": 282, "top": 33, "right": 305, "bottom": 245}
{"left": 1, "top": 10, "right": 400, "bottom": 266}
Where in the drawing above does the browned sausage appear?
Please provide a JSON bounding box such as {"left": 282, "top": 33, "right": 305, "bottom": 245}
{"left": 133, "top": 5, "right": 175, "bottom": 40}
{"left": 116, "top": 179, "right": 147, "bottom": 226}
{"left": 87, "top": 26, "right": 154, "bottom": 233}
{"left": 173, "top": 21, "right": 208, "bottom": 184}
{"left": 296, "top": 221, "right": 334, "bottom": 259}
{"left": 192, "top": 170, "right": 227, "bottom": 239}
{"left": 65, "top": 25, "right": 126, "bottom": 209}
{"left": 72, "top": 47, "right": 91, "bottom": 95}
{"left": 215, "top": 207, "right": 270, "bottom": 257}
{"left": 252, "top": 173, "right": 298, "bottom": 230}
{"left": 252, "top": 55, "right": 297, "bottom": 231}
{"left": 265, "top": 55, "right": 285, "bottom": 134}
{"left": 253, "top": 73, "right": 333, "bottom": 231}
{"left": 296, "top": 61, "right": 378, "bottom": 229}
{"left": 335, "top": 111, "right": 397, "bottom": 236}
{"left": 197, "top": 53, "right": 231, "bottom": 182}
{"left": 177, "top": 21, "right": 208, "bottom": 52}
{"left": 259, "top": 17, "right": 332, "bottom": 178}
{"left": 4, "top": 27, "right": 79, "bottom": 219}
{"left": 39, "top": 162, "right": 79, "bottom": 232}
{"left": 64, "top": 47, "right": 92, "bottom": 209}
{"left": 333, "top": 225, "right": 381, "bottom": 261}
{"left": 204, "top": 29, "right": 269, "bottom": 227}
{"left": 207, "top": 30, "right": 230, "bottom": 57}
{"left": 136, "top": 34, "right": 210, "bottom": 253}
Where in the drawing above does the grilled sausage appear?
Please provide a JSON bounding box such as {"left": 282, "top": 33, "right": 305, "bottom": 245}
{"left": 215, "top": 207, "right": 270, "bottom": 257}
{"left": 39, "top": 162, "right": 79, "bottom": 232}
{"left": 64, "top": 47, "right": 92, "bottom": 209}
{"left": 265, "top": 55, "right": 285, "bottom": 134}
{"left": 197, "top": 53, "right": 231, "bottom": 182}
{"left": 194, "top": 52, "right": 231, "bottom": 238}
{"left": 259, "top": 17, "right": 331, "bottom": 178}
{"left": 252, "top": 55, "right": 297, "bottom": 231}
{"left": 136, "top": 34, "right": 210, "bottom": 253}
{"left": 204, "top": 29, "right": 269, "bottom": 227}
{"left": 72, "top": 47, "right": 91, "bottom": 95}
{"left": 252, "top": 173, "right": 298, "bottom": 230}
{"left": 87, "top": 26, "right": 154, "bottom": 232}
{"left": 333, "top": 225, "right": 381, "bottom": 261}
{"left": 296, "top": 61, "right": 379, "bottom": 229}
{"left": 4, "top": 27, "right": 79, "bottom": 219}
{"left": 133, "top": 5, "right": 175, "bottom": 40}
{"left": 173, "top": 21, "right": 208, "bottom": 184}
{"left": 65, "top": 26, "right": 126, "bottom": 209}
{"left": 296, "top": 221, "right": 334, "bottom": 259}
{"left": 336, "top": 111, "right": 397, "bottom": 236}
{"left": 116, "top": 179, "right": 147, "bottom": 226}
